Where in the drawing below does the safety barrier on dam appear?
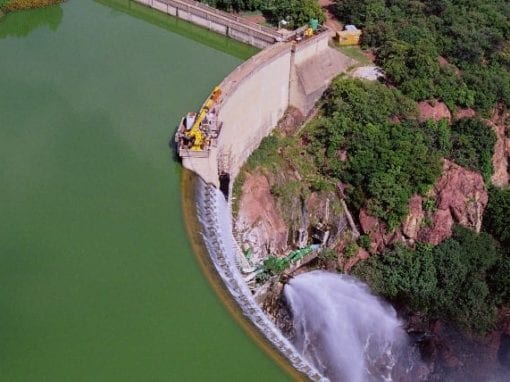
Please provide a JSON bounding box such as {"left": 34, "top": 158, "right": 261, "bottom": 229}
{"left": 134, "top": 0, "right": 284, "bottom": 48}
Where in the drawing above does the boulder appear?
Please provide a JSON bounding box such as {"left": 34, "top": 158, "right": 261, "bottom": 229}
{"left": 489, "top": 107, "right": 510, "bottom": 187}
{"left": 359, "top": 209, "right": 387, "bottom": 254}
{"left": 402, "top": 194, "right": 424, "bottom": 241}
{"left": 343, "top": 247, "right": 370, "bottom": 272}
{"left": 419, "top": 209, "right": 453, "bottom": 246}
{"left": 418, "top": 100, "right": 451, "bottom": 122}
{"left": 436, "top": 160, "right": 487, "bottom": 230}
{"left": 419, "top": 160, "right": 488, "bottom": 244}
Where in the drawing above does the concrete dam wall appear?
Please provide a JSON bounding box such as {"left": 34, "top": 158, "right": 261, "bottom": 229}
{"left": 133, "top": 4, "right": 354, "bottom": 378}
{"left": 182, "top": 31, "right": 354, "bottom": 187}
{"left": 136, "top": 0, "right": 355, "bottom": 187}
{"left": 184, "top": 42, "right": 293, "bottom": 186}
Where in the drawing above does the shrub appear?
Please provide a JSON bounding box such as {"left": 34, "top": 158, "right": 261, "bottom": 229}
{"left": 333, "top": 0, "right": 510, "bottom": 112}
{"left": 263, "top": 0, "right": 325, "bottom": 29}
{"left": 2, "top": 0, "right": 62, "bottom": 12}
{"left": 353, "top": 226, "right": 503, "bottom": 332}
{"left": 450, "top": 118, "right": 496, "bottom": 182}
{"left": 484, "top": 187, "right": 510, "bottom": 246}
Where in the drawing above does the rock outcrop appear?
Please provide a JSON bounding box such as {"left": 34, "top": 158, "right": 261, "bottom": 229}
{"left": 235, "top": 173, "right": 288, "bottom": 263}
{"left": 489, "top": 107, "right": 510, "bottom": 187}
{"left": 340, "top": 247, "right": 370, "bottom": 273}
{"left": 277, "top": 106, "right": 305, "bottom": 136}
{"left": 360, "top": 160, "right": 488, "bottom": 251}
{"left": 359, "top": 209, "right": 399, "bottom": 254}
{"left": 418, "top": 100, "right": 451, "bottom": 122}
{"left": 454, "top": 107, "right": 476, "bottom": 120}
{"left": 402, "top": 194, "right": 425, "bottom": 242}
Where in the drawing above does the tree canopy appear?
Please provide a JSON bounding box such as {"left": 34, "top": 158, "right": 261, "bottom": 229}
{"left": 353, "top": 226, "right": 507, "bottom": 332}
{"left": 199, "top": 0, "right": 324, "bottom": 29}
{"left": 334, "top": 0, "right": 510, "bottom": 114}
{"left": 449, "top": 118, "right": 497, "bottom": 182}
{"left": 484, "top": 187, "right": 510, "bottom": 246}
{"left": 304, "top": 77, "right": 442, "bottom": 228}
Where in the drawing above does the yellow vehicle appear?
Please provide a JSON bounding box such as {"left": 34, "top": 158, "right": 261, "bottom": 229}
{"left": 185, "top": 86, "right": 221, "bottom": 151}
{"left": 304, "top": 27, "right": 314, "bottom": 38}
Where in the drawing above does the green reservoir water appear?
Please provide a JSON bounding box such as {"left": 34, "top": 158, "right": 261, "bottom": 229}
{"left": 0, "top": 1, "right": 287, "bottom": 380}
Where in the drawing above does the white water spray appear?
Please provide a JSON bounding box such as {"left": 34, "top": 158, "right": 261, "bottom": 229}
{"left": 194, "top": 179, "right": 327, "bottom": 381}
{"left": 285, "top": 271, "right": 420, "bottom": 382}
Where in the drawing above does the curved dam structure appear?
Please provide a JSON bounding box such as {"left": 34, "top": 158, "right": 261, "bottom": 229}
{"left": 194, "top": 178, "right": 326, "bottom": 381}
{"left": 139, "top": 1, "right": 354, "bottom": 379}
{"left": 182, "top": 33, "right": 354, "bottom": 187}
{"left": 181, "top": 34, "right": 354, "bottom": 379}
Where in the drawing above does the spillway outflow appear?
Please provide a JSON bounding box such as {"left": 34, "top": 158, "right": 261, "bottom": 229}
{"left": 285, "top": 271, "right": 421, "bottom": 382}
{"left": 195, "top": 180, "right": 327, "bottom": 381}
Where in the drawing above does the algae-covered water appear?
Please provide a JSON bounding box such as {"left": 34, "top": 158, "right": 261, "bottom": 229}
{"left": 0, "top": 1, "right": 287, "bottom": 380}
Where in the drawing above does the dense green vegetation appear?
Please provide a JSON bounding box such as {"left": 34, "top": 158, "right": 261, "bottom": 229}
{"left": 239, "top": 76, "right": 508, "bottom": 336}
{"left": 484, "top": 187, "right": 510, "bottom": 246}
{"left": 199, "top": 0, "right": 324, "bottom": 29}
{"left": 450, "top": 118, "right": 497, "bottom": 182}
{"left": 334, "top": 0, "right": 510, "bottom": 114}
{"left": 229, "top": 0, "right": 509, "bottom": 337}
{"left": 304, "top": 77, "right": 442, "bottom": 228}
{"left": 353, "top": 226, "right": 510, "bottom": 332}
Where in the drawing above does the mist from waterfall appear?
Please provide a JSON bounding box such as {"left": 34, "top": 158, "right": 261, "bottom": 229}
{"left": 284, "top": 271, "right": 422, "bottom": 382}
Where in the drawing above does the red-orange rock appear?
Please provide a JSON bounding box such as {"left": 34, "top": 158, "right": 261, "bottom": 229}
{"left": 343, "top": 247, "right": 370, "bottom": 272}
{"left": 361, "top": 160, "right": 488, "bottom": 251}
{"left": 359, "top": 209, "right": 387, "bottom": 254}
{"left": 402, "top": 194, "right": 424, "bottom": 241}
{"left": 454, "top": 107, "right": 476, "bottom": 120}
{"left": 419, "top": 209, "right": 453, "bottom": 245}
{"left": 236, "top": 173, "right": 288, "bottom": 262}
{"left": 489, "top": 107, "right": 510, "bottom": 187}
{"left": 419, "top": 160, "right": 487, "bottom": 244}
{"left": 418, "top": 100, "right": 452, "bottom": 122}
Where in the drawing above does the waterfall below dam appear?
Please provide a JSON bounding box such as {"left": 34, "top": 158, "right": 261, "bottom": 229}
{"left": 195, "top": 178, "right": 425, "bottom": 381}
{"left": 284, "top": 271, "right": 423, "bottom": 382}
{"left": 194, "top": 179, "right": 327, "bottom": 381}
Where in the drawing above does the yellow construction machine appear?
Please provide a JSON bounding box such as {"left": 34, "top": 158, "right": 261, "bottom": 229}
{"left": 185, "top": 86, "right": 222, "bottom": 151}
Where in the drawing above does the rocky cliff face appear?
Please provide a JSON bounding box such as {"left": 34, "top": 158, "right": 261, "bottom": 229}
{"left": 360, "top": 160, "right": 489, "bottom": 252}
{"left": 235, "top": 168, "right": 348, "bottom": 264}
{"left": 420, "top": 160, "right": 488, "bottom": 243}
{"left": 235, "top": 173, "right": 288, "bottom": 264}
{"left": 490, "top": 107, "right": 510, "bottom": 187}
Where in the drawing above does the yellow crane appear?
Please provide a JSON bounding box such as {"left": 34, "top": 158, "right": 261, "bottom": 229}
{"left": 186, "top": 86, "right": 221, "bottom": 151}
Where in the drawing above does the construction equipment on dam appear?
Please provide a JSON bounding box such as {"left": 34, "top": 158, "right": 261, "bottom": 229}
{"left": 176, "top": 86, "right": 222, "bottom": 158}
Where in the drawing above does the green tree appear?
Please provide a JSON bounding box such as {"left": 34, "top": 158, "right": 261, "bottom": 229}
{"left": 333, "top": 0, "right": 510, "bottom": 112}
{"left": 450, "top": 118, "right": 496, "bottom": 182}
{"left": 353, "top": 226, "right": 503, "bottom": 332}
{"left": 307, "top": 77, "right": 441, "bottom": 228}
{"left": 484, "top": 187, "right": 510, "bottom": 246}
{"left": 263, "top": 0, "right": 325, "bottom": 29}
